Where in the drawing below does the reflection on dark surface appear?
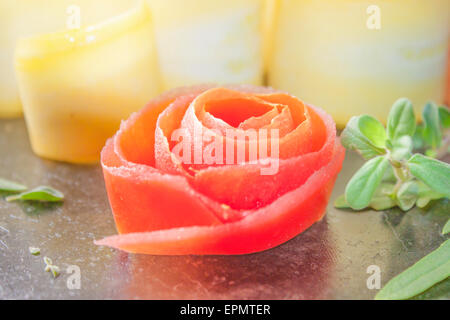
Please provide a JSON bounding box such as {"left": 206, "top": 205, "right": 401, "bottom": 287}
{"left": 413, "top": 278, "right": 450, "bottom": 300}
{"left": 381, "top": 199, "right": 449, "bottom": 300}
{"left": 382, "top": 199, "right": 448, "bottom": 253}
{"left": 115, "top": 219, "right": 334, "bottom": 300}
{"left": 16, "top": 201, "right": 63, "bottom": 216}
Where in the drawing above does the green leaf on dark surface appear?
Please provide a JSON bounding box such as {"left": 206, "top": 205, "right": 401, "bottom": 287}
{"left": 29, "top": 247, "right": 40, "bottom": 256}
{"left": 396, "top": 181, "right": 419, "bottom": 211}
{"left": 438, "top": 106, "right": 450, "bottom": 129}
{"left": 5, "top": 186, "right": 64, "bottom": 203}
{"left": 412, "top": 277, "right": 450, "bottom": 300}
{"left": 443, "top": 220, "right": 450, "bottom": 235}
{"left": 407, "top": 154, "right": 450, "bottom": 198}
{"left": 341, "top": 116, "right": 386, "bottom": 160}
{"left": 369, "top": 182, "right": 396, "bottom": 211}
{"left": 375, "top": 239, "right": 450, "bottom": 300}
{"left": 43, "top": 256, "right": 60, "bottom": 278}
{"left": 345, "top": 156, "right": 390, "bottom": 210}
{"left": 422, "top": 102, "right": 442, "bottom": 149}
{"left": 0, "top": 178, "right": 27, "bottom": 193}
{"left": 370, "top": 197, "right": 397, "bottom": 211}
{"left": 335, "top": 183, "right": 397, "bottom": 211}
{"left": 415, "top": 181, "right": 444, "bottom": 208}
{"left": 386, "top": 98, "right": 416, "bottom": 142}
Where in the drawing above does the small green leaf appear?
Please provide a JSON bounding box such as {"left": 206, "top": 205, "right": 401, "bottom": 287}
{"left": 386, "top": 98, "right": 416, "bottom": 141}
{"left": 341, "top": 116, "right": 386, "bottom": 160}
{"left": 0, "top": 178, "right": 27, "bottom": 193}
{"left": 375, "top": 182, "right": 396, "bottom": 196}
{"left": 396, "top": 181, "right": 419, "bottom": 211}
{"left": 375, "top": 239, "right": 450, "bottom": 300}
{"left": 43, "top": 256, "right": 52, "bottom": 265}
{"left": 334, "top": 194, "right": 350, "bottom": 209}
{"left": 358, "top": 115, "right": 387, "bottom": 148}
{"left": 416, "top": 197, "right": 431, "bottom": 208}
{"left": 369, "top": 182, "right": 396, "bottom": 210}
{"left": 345, "top": 156, "right": 390, "bottom": 210}
{"left": 336, "top": 183, "right": 397, "bottom": 211}
{"left": 438, "top": 106, "right": 450, "bottom": 129}
{"left": 49, "top": 265, "right": 60, "bottom": 278}
{"left": 382, "top": 166, "right": 397, "bottom": 183}
{"left": 29, "top": 247, "right": 40, "bottom": 256}
{"left": 407, "top": 154, "right": 450, "bottom": 198}
{"left": 43, "top": 256, "right": 60, "bottom": 278}
{"left": 416, "top": 181, "right": 445, "bottom": 208}
{"left": 424, "top": 149, "right": 438, "bottom": 158}
{"left": 443, "top": 220, "right": 450, "bottom": 235}
{"left": 370, "top": 197, "right": 397, "bottom": 211}
{"left": 5, "top": 186, "right": 64, "bottom": 202}
{"left": 390, "top": 136, "right": 413, "bottom": 161}
{"left": 422, "top": 102, "right": 442, "bottom": 149}
{"left": 412, "top": 125, "right": 425, "bottom": 150}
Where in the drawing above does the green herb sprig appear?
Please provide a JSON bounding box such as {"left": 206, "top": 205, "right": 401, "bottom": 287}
{"left": 336, "top": 98, "right": 450, "bottom": 211}
{"left": 29, "top": 247, "right": 41, "bottom": 256}
{"left": 0, "top": 178, "right": 27, "bottom": 193}
{"left": 6, "top": 186, "right": 64, "bottom": 203}
{"left": 0, "top": 178, "right": 64, "bottom": 203}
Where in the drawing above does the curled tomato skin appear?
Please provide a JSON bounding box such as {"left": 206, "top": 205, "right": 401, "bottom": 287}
{"left": 96, "top": 85, "right": 345, "bottom": 255}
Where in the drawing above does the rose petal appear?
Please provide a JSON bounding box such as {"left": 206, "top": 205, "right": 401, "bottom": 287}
{"left": 190, "top": 104, "right": 335, "bottom": 209}
{"left": 96, "top": 141, "right": 345, "bottom": 255}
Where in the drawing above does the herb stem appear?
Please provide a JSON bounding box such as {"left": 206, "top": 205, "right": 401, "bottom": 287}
{"left": 388, "top": 154, "right": 414, "bottom": 199}
{"left": 393, "top": 164, "right": 410, "bottom": 182}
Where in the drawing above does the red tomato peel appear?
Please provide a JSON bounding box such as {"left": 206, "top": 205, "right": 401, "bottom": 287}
{"left": 95, "top": 85, "right": 345, "bottom": 255}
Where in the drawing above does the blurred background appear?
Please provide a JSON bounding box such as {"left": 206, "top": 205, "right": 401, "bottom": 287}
{"left": 1, "top": 0, "right": 449, "bottom": 163}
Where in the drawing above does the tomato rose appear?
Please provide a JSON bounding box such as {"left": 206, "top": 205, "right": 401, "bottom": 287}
{"left": 95, "top": 84, "right": 345, "bottom": 255}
